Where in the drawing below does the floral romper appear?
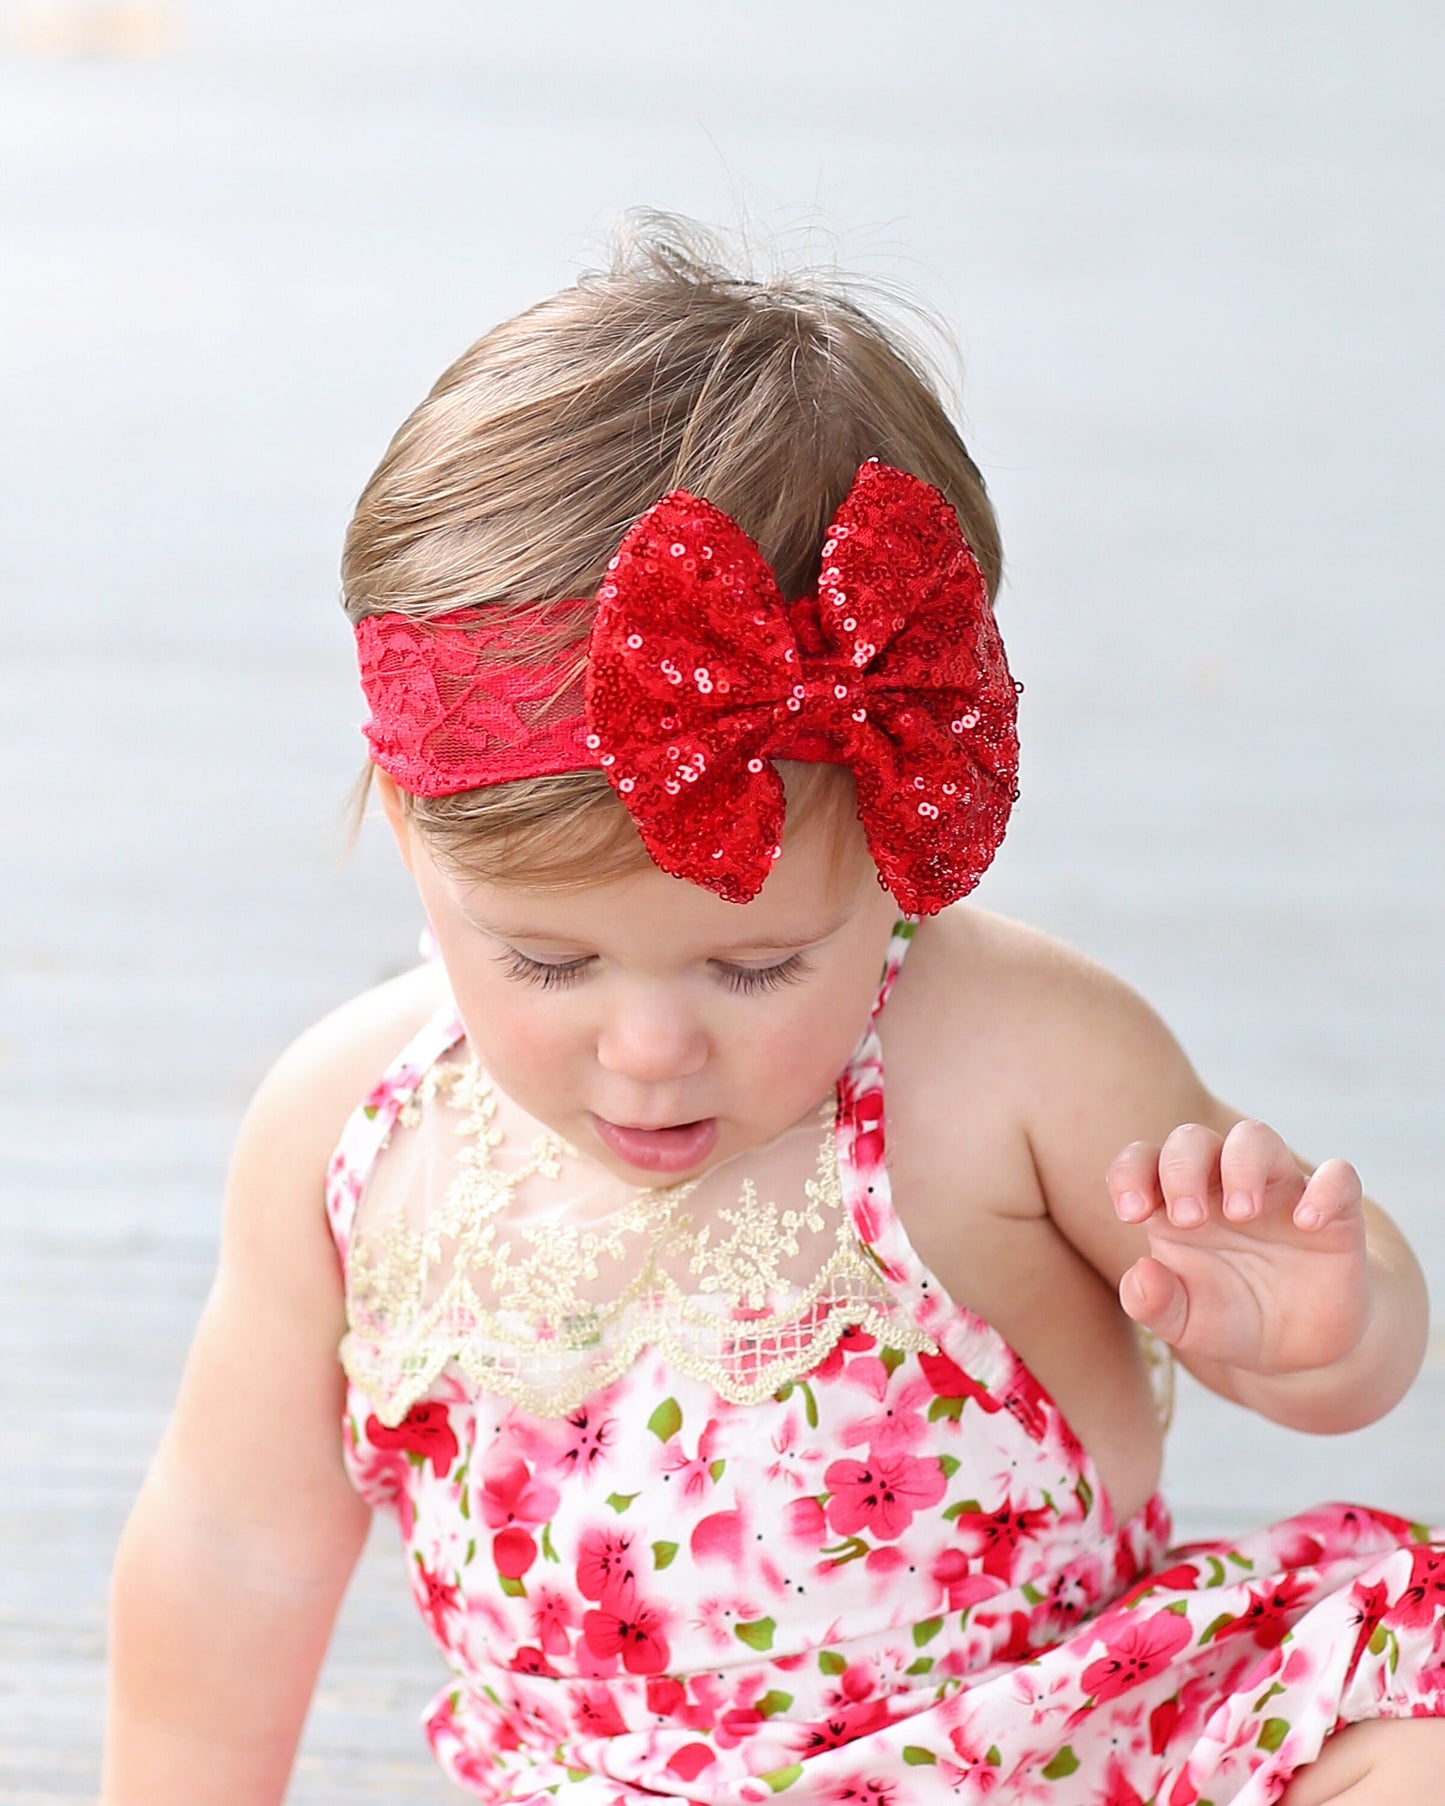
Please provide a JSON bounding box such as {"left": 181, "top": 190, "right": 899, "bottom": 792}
{"left": 326, "top": 922, "right": 1445, "bottom": 1804}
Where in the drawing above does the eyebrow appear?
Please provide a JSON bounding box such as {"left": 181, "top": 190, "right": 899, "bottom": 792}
{"left": 476, "top": 907, "right": 859, "bottom": 957}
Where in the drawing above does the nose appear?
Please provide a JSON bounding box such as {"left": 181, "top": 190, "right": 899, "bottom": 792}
{"left": 595, "top": 987, "right": 709, "bottom": 1087}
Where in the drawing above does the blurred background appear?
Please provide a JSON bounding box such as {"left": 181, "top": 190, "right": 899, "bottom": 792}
{"left": 2, "top": 2, "right": 1441, "bottom": 1799}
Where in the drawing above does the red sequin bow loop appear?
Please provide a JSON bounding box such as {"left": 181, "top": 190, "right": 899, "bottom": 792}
{"left": 584, "top": 459, "right": 1020, "bottom": 915}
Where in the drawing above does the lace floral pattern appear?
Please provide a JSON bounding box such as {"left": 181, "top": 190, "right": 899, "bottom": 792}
{"left": 341, "top": 1057, "right": 936, "bottom": 1427}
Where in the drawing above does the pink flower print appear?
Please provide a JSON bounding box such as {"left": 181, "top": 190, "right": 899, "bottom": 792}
{"left": 581, "top": 1575, "right": 673, "bottom": 1675}
{"left": 1116, "top": 1562, "right": 1203, "bottom": 1610}
{"left": 1097, "top": 1753, "right": 1147, "bottom": 1805}
{"left": 478, "top": 1455, "right": 559, "bottom": 1582}
{"left": 932, "top": 1547, "right": 1005, "bottom": 1613}
{"left": 841, "top": 1374, "right": 935, "bottom": 1455}
{"left": 345, "top": 1434, "right": 416, "bottom": 1539}
{"left": 690, "top": 1506, "right": 748, "bottom": 1565}
{"left": 1230, "top": 1570, "right": 1317, "bottom": 1647}
{"left": 530, "top": 1584, "right": 578, "bottom": 1656}
{"left": 665, "top": 1743, "right": 717, "bottom": 1783}
{"left": 943, "top": 1724, "right": 1003, "bottom": 1793}
{"left": 363, "top": 1399, "right": 460, "bottom": 1479}
{"left": 413, "top": 1559, "right": 463, "bottom": 1643}
{"left": 559, "top": 1404, "right": 619, "bottom": 1476}
{"left": 1384, "top": 1544, "right": 1445, "bottom": 1632}
{"left": 1347, "top": 1577, "right": 1391, "bottom": 1673}
{"left": 864, "top": 1543, "right": 908, "bottom": 1576}
{"left": 819, "top": 1779, "right": 899, "bottom": 1805}
{"left": 823, "top": 1451, "right": 947, "bottom": 1542}
{"left": 842, "top": 1355, "right": 893, "bottom": 1401}
{"left": 661, "top": 1420, "right": 723, "bottom": 1499}
{"left": 850, "top": 1085, "right": 885, "bottom": 1172}
{"left": 692, "top": 1594, "right": 765, "bottom": 1650}
{"left": 1082, "top": 1610, "right": 1194, "bottom": 1703}
{"left": 646, "top": 1674, "right": 687, "bottom": 1717}
{"left": 509, "top": 1645, "right": 561, "bottom": 1677}
{"left": 573, "top": 1687, "right": 628, "bottom": 1739}
{"left": 793, "top": 1697, "right": 894, "bottom": 1756}
{"left": 577, "top": 1526, "right": 643, "bottom": 1602}
{"left": 785, "top": 1493, "right": 828, "bottom": 1548}
{"left": 764, "top": 1412, "right": 825, "bottom": 1491}
{"left": 918, "top": 1346, "right": 1005, "bottom": 1417}
{"left": 950, "top": 1499, "right": 1055, "bottom": 1583}
{"left": 478, "top": 1455, "right": 560, "bottom": 1532}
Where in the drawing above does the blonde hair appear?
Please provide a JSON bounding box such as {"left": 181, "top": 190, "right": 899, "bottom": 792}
{"left": 342, "top": 213, "right": 1003, "bottom": 888}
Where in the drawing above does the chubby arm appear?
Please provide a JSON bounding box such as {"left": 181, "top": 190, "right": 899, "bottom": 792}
{"left": 102, "top": 1026, "right": 374, "bottom": 1806}
{"left": 1004, "top": 930, "right": 1429, "bottom": 1433}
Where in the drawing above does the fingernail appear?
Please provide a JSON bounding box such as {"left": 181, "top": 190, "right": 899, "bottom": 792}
{"left": 1119, "top": 1191, "right": 1149, "bottom": 1221}
{"left": 1296, "top": 1204, "right": 1321, "bottom": 1229}
{"left": 1224, "top": 1191, "right": 1254, "bottom": 1221}
{"left": 1173, "top": 1197, "right": 1205, "bottom": 1227}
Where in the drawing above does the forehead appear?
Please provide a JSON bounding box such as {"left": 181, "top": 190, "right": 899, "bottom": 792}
{"left": 448, "top": 813, "right": 879, "bottom": 955}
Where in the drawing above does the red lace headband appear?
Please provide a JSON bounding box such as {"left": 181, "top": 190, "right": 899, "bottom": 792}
{"left": 356, "top": 459, "right": 1019, "bottom": 915}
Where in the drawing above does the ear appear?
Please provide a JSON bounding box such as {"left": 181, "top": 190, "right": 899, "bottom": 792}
{"left": 374, "top": 769, "right": 416, "bottom": 875}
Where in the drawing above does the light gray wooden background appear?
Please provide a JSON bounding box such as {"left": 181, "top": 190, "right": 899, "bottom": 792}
{"left": 2, "top": 3, "right": 1441, "bottom": 1800}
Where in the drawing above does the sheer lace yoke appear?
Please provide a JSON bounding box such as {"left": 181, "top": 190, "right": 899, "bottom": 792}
{"left": 339, "top": 1038, "right": 935, "bottom": 1428}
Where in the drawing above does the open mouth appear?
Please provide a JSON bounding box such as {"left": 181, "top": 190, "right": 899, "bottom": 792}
{"left": 590, "top": 1115, "right": 719, "bottom": 1175}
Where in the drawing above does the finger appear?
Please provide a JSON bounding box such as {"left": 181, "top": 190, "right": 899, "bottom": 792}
{"left": 1218, "top": 1118, "right": 1298, "bottom": 1222}
{"left": 1157, "top": 1122, "right": 1224, "bottom": 1228}
{"left": 1106, "top": 1141, "right": 1164, "bottom": 1224}
{"left": 1293, "top": 1157, "right": 1363, "bottom": 1231}
{"left": 1119, "top": 1256, "right": 1190, "bottom": 1346}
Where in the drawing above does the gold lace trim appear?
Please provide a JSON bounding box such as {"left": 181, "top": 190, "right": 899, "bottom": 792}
{"left": 341, "top": 1060, "right": 936, "bottom": 1426}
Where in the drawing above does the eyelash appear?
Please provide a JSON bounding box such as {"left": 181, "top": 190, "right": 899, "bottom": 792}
{"left": 496, "top": 950, "right": 812, "bottom": 995}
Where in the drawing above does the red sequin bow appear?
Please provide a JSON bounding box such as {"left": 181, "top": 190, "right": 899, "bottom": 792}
{"left": 357, "top": 460, "right": 1020, "bottom": 915}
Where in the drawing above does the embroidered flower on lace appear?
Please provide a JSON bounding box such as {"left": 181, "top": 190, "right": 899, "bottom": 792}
{"left": 341, "top": 1059, "right": 936, "bottom": 1427}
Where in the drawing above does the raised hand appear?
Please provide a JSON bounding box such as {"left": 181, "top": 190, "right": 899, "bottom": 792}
{"left": 1106, "top": 1119, "right": 1369, "bottom": 1377}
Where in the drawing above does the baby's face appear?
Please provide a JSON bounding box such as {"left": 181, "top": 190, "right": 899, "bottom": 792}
{"left": 393, "top": 802, "right": 899, "bottom": 1184}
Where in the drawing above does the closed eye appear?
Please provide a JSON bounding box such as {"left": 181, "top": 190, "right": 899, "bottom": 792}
{"left": 714, "top": 953, "right": 812, "bottom": 995}
{"left": 496, "top": 949, "right": 593, "bottom": 990}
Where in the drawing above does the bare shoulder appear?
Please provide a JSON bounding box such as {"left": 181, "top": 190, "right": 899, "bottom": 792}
{"left": 894, "top": 904, "right": 1209, "bottom": 1114}
{"left": 222, "top": 959, "right": 451, "bottom": 1299}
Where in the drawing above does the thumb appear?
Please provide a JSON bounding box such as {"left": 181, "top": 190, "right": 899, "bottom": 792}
{"left": 1120, "top": 1256, "right": 1190, "bottom": 1346}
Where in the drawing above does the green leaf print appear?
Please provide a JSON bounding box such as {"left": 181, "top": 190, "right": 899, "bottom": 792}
{"left": 905, "top": 1657, "right": 934, "bottom": 1676}
{"left": 647, "top": 1398, "right": 683, "bottom": 1441}
{"left": 1200, "top": 1612, "right": 1236, "bottom": 1644}
{"left": 818, "top": 1650, "right": 847, "bottom": 1675}
{"left": 1251, "top": 1681, "right": 1285, "bottom": 1712}
{"left": 606, "top": 1491, "right": 639, "bottom": 1513}
{"left": 499, "top": 1575, "right": 526, "bottom": 1598}
{"left": 1041, "top": 1746, "right": 1080, "bottom": 1779}
{"left": 880, "top": 1347, "right": 906, "bottom": 1376}
{"left": 735, "top": 1617, "right": 777, "bottom": 1651}
{"left": 938, "top": 1454, "right": 961, "bottom": 1478}
{"left": 458, "top": 1485, "right": 470, "bottom": 1521}
{"left": 1075, "top": 1476, "right": 1094, "bottom": 1516}
{"left": 709, "top": 1458, "right": 727, "bottom": 1482}
{"left": 913, "top": 1616, "right": 944, "bottom": 1646}
{"left": 1206, "top": 1555, "right": 1228, "bottom": 1587}
{"left": 1021, "top": 1583, "right": 1045, "bottom": 1605}
{"left": 652, "top": 1540, "right": 678, "bottom": 1570}
{"left": 928, "top": 1396, "right": 965, "bottom": 1422}
{"left": 1256, "top": 1718, "right": 1290, "bottom": 1753}
{"left": 540, "top": 1522, "right": 559, "bottom": 1562}
{"left": 761, "top": 1765, "right": 804, "bottom": 1792}
{"left": 757, "top": 1690, "right": 793, "bottom": 1717}
{"left": 902, "top": 1747, "right": 937, "bottom": 1765}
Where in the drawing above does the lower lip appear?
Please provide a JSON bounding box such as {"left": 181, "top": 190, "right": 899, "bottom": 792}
{"left": 591, "top": 1115, "right": 719, "bottom": 1175}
